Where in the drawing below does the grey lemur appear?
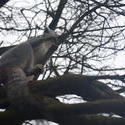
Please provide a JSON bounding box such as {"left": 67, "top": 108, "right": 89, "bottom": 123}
{"left": 0, "top": 28, "right": 58, "bottom": 113}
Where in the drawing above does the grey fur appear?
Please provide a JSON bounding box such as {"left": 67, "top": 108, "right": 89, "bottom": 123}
{"left": 0, "top": 28, "right": 57, "bottom": 113}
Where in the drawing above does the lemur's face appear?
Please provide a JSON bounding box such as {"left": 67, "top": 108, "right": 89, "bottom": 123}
{"left": 43, "top": 28, "right": 57, "bottom": 38}
{"left": 43, "top": 28, "right": 58, "bottom": 45}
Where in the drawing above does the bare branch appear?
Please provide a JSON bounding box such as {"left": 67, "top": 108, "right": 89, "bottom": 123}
{"left": 0, "top": 0, "right": 9, "bottom": 8}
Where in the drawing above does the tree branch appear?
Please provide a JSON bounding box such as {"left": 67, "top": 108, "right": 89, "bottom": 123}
{"left": 30, "top": 74, "right": 123, "bottom": 101}
{"left": 58, "top": 114, "right": 125, "bottom": 125}
{"left": 49, "top": 0, "right": 68, "bottom": 30}
{"left": 0, "top": 74, "right": 123, "bottom": 109}
{"left": 0, "top": 74, "right": 125, "bottom": 124}
{"left": 45, "top": 98, "right": 125, "bottom": 118}
{"left": 0, "top": 0, "right": 9, "bottom": 8}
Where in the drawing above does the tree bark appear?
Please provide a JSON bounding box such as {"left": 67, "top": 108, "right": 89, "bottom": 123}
{"left": 0, "top": 74, "right": 125, "bottom": 125}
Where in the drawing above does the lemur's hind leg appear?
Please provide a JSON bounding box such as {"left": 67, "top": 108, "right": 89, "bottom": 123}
{"left": 6, "top": 68, "right": 42, "bottom": 114}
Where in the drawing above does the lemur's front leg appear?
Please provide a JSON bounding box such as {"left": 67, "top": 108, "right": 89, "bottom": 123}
{"left": 33, "top": 64, "right": 44, "bottom": 80}
{"left": 26, "top": 64, "right": 44, "bottom": 81}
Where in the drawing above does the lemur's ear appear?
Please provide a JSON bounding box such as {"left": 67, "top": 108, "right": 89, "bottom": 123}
{"left": 44, "top": 27, "right": 50, "bottom": 33}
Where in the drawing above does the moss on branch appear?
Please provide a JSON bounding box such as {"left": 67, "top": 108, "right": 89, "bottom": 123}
{"left": 0, "top": 74, "right": 125, "bottom": 124}
{"left": 30, "top": 74, "right": 123, "bottom": 101}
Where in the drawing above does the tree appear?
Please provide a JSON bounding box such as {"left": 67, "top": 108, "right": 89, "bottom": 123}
{"left": 1, "top": 0, "right": 125, "bottom": 125}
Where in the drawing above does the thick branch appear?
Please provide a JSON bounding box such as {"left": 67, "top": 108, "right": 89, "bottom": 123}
{"left": 45, "top": 99, "right": 125, "bottom": 119}
{"left": 0, "top": 74, "right": 122, "bottom": 109}
{"left": 2, "top": 100, "right": 125, "bottom": 125}
{"left": 30, "top": 74, "right": 122, "bottom": 101}
{"left": 58, "top": 114, "right": 125, "bottom": 125}
{"left": 0, "top": 74, "right": 125, "bottom": 123}
{"left": 2, "top": 98, "right": 125, "bottom": 125}
{"left": 0, "top": 111, "right": 23, "bottom": 125}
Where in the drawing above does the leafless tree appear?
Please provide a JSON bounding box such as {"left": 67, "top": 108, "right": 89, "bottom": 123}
{"left": 1, "top": 0, "right": 125, "bottom": 125}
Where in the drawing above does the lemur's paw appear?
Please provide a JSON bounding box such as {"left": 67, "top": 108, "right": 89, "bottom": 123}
{"left": 33, "top": 64, "right": 44, "bottom": 75}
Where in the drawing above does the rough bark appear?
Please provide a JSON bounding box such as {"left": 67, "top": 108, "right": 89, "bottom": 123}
{"left": 0, "top": 74, "right": 125, "bottom": 125}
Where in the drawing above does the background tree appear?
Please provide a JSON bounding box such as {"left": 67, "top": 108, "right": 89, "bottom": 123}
{"left": 1, "top": 0, "right": 125, "bottom": 125}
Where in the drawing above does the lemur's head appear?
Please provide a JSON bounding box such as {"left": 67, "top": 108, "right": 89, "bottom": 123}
{"left": 43, "top": 27, "right": 57, "bottom": 38}
{"left": 42, "top": 27, "right": 58, "bottom": 46}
